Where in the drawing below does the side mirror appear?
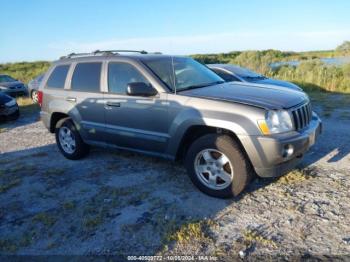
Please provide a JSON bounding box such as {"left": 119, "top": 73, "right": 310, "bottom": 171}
{"left": 126, "top": 82, "right": 157, "bottom": 97}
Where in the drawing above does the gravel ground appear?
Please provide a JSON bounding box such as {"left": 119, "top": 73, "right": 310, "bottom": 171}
{"left": 0, "top": 95, "right": 350, "bottom": 260}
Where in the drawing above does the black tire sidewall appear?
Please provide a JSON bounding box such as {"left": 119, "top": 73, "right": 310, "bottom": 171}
{"left": 55, "top": 118, "right": 89, "bottom": 160}
{"left": 185, "top": 134, "right": 252, "bottom": 198}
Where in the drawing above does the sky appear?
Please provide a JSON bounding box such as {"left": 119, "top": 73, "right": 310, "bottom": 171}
{"left": 1, "top": 0, "right": 350, "bottom": 62}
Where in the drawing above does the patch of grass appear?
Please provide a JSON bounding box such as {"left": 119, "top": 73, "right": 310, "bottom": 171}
{"left": 29, "top": 152, "right": 49, "bottom": 158}
{"left": 88, "top": 170, "right": 102, "bottom": 178}
{"left": 18, "top": 232, "right": 35, "bottom": 247}
{"left": 165, "top": 219, "right": 216, "bottom": 244}
{"left": 8, "top": 164, "right": 37, "bottom": 174}
{"left": 42, "top": 168, "right": 66, "bottom": 176}
{"left": 82, "top": 214, "right": 104, "bottom": 229}
{"left": 309, "top": 92, "right": 350, "bottom": 116}
{"left": 277, "top": 169, "right": 315, "bottom": 185}
{"left": 0, "top": 158, "right": 13, "bottom": 165}
{"left": 337, "top": 111, "right": 350, "bottom": 120}
{"left": 16, "top": 97, "right": 33, "bottom": 106}
{"left": 45, "top": 241, "right": 57, "bottom": 250}
{"left": 16, "top": 97, "right": 40, "bottom": 115}
{"left": 62, "top": 201, "right": 75, "bottom": 210}
{"left": 106, "top": 161, "right": 123, "bottom": 171}
{"left": 243, "top": 229, "right": 277, "bottom": 248}
{"left": 0, "top": 178, "right": 22, "bottom": 193}
{"left": 0, "top": 239, "right": 18, "bottom": 253}
{"left": 32, "top": 212, "right": 57, "bottom": 227}
{"left": 0, "top": 127, "right": 6, "bottom": 133}
{"left": 0, "top": 159, "right": 16, "bottom": 166}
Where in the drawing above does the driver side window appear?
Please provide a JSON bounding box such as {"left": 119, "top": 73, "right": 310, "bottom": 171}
{"left": 108, "top": 62, "right": 149, "bottom": 94}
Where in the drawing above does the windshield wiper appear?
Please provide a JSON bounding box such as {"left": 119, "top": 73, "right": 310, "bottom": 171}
{"left": 178, "top": 81, "right": 225, "bottom": 92}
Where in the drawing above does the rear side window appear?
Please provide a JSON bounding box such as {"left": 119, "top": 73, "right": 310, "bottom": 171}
{"left": 71, "top": 63, "right": 102, "bottom": 92}
{"left": 108, "top": 62, "right": 149, "bottom": 94}
{"left": 46, "top": 65, "right": 70, "bottom": 89}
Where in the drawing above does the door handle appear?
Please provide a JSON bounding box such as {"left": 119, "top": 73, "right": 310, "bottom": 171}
{"left": 66, "top": 97, "right": 76, "bottom": 102}
{"left": 106, "top": 101, "right": 121, "bottom": 107}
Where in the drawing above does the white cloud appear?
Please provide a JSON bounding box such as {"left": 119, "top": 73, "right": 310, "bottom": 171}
{"left": 45, "top": 29, "right": 350, "bottom": 56}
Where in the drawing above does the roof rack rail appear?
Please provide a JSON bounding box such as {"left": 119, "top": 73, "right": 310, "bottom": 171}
{"left": 98, "top": 50, "right": 148, "bottom": 54}
{"left": 60, "top": 49, "right": 161, "bottom": 60}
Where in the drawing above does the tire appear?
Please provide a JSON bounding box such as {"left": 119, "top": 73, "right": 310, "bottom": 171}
{"left": 31, "top": 90, "right": 38, "bottom": 103}
{"left": 185, "top": 134, "right": 253, "bottom": 198}
{"left": 55, "top": 118, "right": 89, "bottom": 160}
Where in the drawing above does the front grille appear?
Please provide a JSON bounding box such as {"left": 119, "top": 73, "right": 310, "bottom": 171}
{"left": 291, "top": 102, "right": 312, "bottom": 131}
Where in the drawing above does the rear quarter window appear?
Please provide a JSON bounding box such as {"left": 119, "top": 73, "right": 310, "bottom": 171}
{"left": 46, "top": 65, "right": 70, "bottom": 89}
{"left": 71, "top": 62, "right": 102, "bottom": 92}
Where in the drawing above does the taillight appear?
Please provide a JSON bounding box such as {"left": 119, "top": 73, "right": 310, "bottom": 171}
{"left": 38, "top": 91, "right": 43, "bottom": 107}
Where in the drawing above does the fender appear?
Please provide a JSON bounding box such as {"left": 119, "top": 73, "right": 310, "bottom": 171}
{"left": 165, "top": 107, "right": 261, "bottom": 157}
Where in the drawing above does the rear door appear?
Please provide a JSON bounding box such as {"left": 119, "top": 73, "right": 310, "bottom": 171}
{"left": 103, "top": 61, "right": 169, "bottom": 153}
{"left": 67, "top": 61, "right": 106, "bottom": 142}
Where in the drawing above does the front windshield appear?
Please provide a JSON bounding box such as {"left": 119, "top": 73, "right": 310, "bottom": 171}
{"left": 143, "top": 57, "right": 224, "bottom": 92}
{"left": 0, "top": 75, "right": 16, "bottom": 83}
{"left": 228, "top": 66, "right": 264, "bottom": 79}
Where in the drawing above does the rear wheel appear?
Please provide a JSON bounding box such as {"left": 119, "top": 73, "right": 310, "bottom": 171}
{"left": 55, "top": 118, "right": 89, "bottom": 160}
{"left": 185, "top": 134, "right": 253, "bottom": 198}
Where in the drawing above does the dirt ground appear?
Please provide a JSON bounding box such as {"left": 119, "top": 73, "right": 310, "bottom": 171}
{"left": 0, "top": 94, "right": 350, "bottom": 260}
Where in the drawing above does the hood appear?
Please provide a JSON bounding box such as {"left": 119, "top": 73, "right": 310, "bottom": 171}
{"left": 0, "top": 93, "right": 13, "bottom": 104}
{"left": 179, "top": 82, "right": 308, "bottom": 110}
{"left": 250, "top": 78, "right": 302, "bottom": 91}
{"left": 0, "top": 81, "right": 24, "bottom": 88}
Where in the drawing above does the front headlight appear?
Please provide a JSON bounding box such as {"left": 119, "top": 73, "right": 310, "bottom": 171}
{"left": 258, "top": 110, "right": 293, "bottom": 135}
{"left": 5, "top": 99, "right": 17, "bottom": 107}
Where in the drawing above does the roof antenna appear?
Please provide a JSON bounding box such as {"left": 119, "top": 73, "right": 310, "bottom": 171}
{"left": 171, "top": 56, "right": 176, "bottom": 95}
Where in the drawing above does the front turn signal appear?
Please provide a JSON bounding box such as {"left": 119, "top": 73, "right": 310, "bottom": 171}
{"left": 258, "top": 120, "right": 270, "bottom": 135}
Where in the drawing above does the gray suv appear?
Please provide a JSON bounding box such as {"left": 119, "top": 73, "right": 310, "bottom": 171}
{"left": 39, "top": 50, "right": 322, "bottom": 198}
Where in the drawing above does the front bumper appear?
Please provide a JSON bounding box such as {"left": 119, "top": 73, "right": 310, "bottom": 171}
{"left": 239, "top": 113, "right": 322, "bottom": 177}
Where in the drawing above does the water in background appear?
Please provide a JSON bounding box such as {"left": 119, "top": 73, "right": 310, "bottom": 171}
{"left": 270, "top": 56, "right": 350, "bottom": 69}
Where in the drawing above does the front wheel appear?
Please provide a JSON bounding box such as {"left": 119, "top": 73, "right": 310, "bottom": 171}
{"left": 55, "top": 118, "right": 89, "bottom": 160}
{"left": 185, "top": 134, "right": 253, "bottom": 198}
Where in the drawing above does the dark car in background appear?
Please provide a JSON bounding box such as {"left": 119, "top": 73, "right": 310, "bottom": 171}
{"left": 0, "top": 92, "right": 19, "bottom": 121}
{"left": 0, "top": 74, "right": 28, "bottom": 96}
{"left": 28, "top": 74, "right": 44, "bottom": 103}
{"left": 207, "top": 64, "right": 302, "bottom": 91}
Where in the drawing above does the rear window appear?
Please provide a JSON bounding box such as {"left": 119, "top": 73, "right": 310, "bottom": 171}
{"left": 46, "top": 65, "right": 70, "bottom": 89}
{"left": 71, "top": 63, "right": 102, "bottom": 92}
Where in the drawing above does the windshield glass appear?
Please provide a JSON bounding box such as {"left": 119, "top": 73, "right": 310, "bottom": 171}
{"left": 228, "top": 65, "right": 264, "bottom": 79}
{"left": 143, "top": 57, "right": 224, "bottom": 92}
{"left": 0, "top": 75, "right": 16, "bottom": 83}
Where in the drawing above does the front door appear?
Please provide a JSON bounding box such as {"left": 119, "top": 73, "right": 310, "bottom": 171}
{"left": 103, "top": 62, "right": 169, "bottom": 153}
